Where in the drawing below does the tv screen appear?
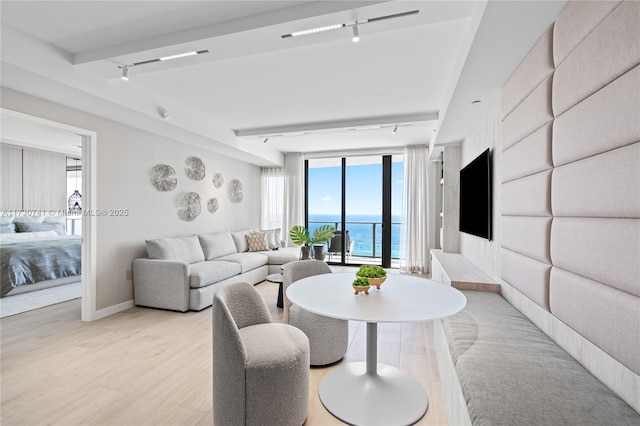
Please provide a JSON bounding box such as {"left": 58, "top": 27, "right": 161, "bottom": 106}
{"left": 459, "top": 148, "right": 492, "bottom": 240}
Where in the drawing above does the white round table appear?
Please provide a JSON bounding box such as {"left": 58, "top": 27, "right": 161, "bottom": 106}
{"left": 286, "top": 272, "right": 466, "bottom": 426}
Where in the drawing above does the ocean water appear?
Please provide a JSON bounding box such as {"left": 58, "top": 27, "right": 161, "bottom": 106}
{"left": 308, "top": 214, "right": 402, "bottom": 259}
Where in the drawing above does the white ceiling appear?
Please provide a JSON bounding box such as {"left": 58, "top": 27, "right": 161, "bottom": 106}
{"left": 0, "top": 1, "right": 567, "bottom": 166}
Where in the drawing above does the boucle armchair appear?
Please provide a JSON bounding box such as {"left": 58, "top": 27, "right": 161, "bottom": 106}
{"left": 212, "top": 281, "right": 309, "bottom": 426}
{"left": 283, "top": 260, "right": 349, "bottom": 366}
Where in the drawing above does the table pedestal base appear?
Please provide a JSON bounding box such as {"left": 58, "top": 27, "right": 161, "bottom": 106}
{"left": 319, "top": 361, "right": 428, "bottom": 426}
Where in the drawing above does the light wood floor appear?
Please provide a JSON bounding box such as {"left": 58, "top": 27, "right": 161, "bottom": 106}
{"left": 1, "top": 280, "right": 449, "bottom": 425}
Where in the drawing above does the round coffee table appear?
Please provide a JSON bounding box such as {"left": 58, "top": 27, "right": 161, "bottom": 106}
{"left": 266, "top": 273, "right": 284, "bottom": 308}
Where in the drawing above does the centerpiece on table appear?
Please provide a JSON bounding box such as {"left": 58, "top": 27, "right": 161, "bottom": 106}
{"left": 289, "top": 224, "right": 336, "bottom": 260}
{"left": 352, "top": 277, "right": 371, "bottom": 295}
{"left": 356, "top": 265, "right": 387, "bottom": 289}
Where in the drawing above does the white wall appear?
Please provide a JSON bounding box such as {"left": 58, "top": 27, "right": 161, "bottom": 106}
{"left": 1, "top": 87, "right": 261, "bottom": 311}
{"left": 459, "top": 99, "right": 502, "bottom": 280}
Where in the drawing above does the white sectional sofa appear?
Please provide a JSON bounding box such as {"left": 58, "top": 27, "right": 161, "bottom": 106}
{"left": 132, "top": 229, "right": 299, "bottom": 312}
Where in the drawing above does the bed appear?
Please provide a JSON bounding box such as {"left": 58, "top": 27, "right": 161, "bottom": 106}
{"left": 0, "top": 217, "right": 82, "bottom": 297}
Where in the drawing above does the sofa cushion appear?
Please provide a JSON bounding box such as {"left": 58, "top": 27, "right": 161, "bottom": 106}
{"left": 261, "top": 228, "right": 282, "bottom": 249}
{"left": 198, "top": 231, "right": 237, "bottom": 260}
{"left": 190, "top": 260, "right": 241, "bottom": 288}
{"left": 261, "top": 247, "right": 300, "bottom": 265}
{"left": 231, "top": 229, "right": 257, "bottom": 253}
{"left": 146, "top": 235, "right": 205, "bottom": 264}
{"left": 247, "top": 232, "right": 269, "bottom": 252}
{"left": 217, "top": 253, "right": 268, "bottom": 273}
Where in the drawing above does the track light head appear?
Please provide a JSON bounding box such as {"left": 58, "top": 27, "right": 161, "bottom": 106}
{"left": 352, "top": 25, "right": 360, "bottom": 43}
{"left": 263, "top": 137, "right": 269, "bottom": 143}
{"left": 392, "top": 125, "right": 398, "bottom": 134}
{"left": 121, "top": 65, "right": 129, "bottom": 81}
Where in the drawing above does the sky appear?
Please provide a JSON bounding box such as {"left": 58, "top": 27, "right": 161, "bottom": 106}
{"left": 308, "top": 161, "right": 404, "bottom": 217}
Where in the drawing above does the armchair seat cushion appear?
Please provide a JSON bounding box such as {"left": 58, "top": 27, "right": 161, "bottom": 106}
{"left": 189, "top": 261, "right": 241, "bottom": 288}
{"left": 217, "top": 252, "right": 268, "bottom": 273}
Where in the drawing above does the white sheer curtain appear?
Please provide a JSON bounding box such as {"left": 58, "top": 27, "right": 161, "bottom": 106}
{"left": 261, "top": 168, "right": 284, "bottom": 230}
{"left": 400, "top": 145, "right": 431, "bottom": 273}
{"left": 282, "top": 153, "right": 305, "bottom": 247}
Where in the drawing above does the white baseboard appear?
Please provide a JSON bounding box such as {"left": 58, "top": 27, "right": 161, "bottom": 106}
{"left": 95, "top": 299, "right": 135, "bottom": 320}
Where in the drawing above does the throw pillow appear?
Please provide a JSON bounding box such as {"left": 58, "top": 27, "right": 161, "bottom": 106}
{"left": 261, "top": 228, "right": 282, "bottom": 249}
{"left": 16, "top": 222, "right": 66, "bottom": 236}
{"left": 0, "top": 223, "right": 16, "bottom": 234}
{"left": 246, "top": 232, "right": 269, "bottom": 252}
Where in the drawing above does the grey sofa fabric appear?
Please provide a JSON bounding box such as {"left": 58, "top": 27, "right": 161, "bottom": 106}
{"left": 145, "top": 235, "right": 205, "bottom": 264}
{"left": 132, "top": 259, "right": 190, "bottom": 312}
{"left": 212, "top": 281, "right": 309, "bottom": 426}
{"left": 443, "top": 290, "right": 640, "bottom": 426}
{"left": 217, "top": 252, "right": 268, "bottom": 273}
{"left": 283, "top": 260, "right": 348, "bottom": 366}
{"left": 198, "top": 231, "right": 237, "bottom": 260}
{"left": 189, "top": 260, "right": 240, "bottom": 288}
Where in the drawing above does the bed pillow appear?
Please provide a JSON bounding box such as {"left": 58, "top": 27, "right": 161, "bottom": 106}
{"left": 16, "top": 222, "right": 66, "bottom": 236}
{"left": 0, "top": 231, "right": 58, "bottom": 241}
{"left": 198, "top": 231, "right": 237, "bottom": 260}
{"left": 146, "top": 235, "right": 205, "bottom": 264}
{"left": 247, "top": 232, "right": 269, "bottom": 252}
{"left": 13, "top": 215, "right": 45, "bottom": 224}
{"left": 0, "top": 215, "right": 14, "bottom": 225}
{"left": 0, "top": 223, "right": 16, "bottom": 234}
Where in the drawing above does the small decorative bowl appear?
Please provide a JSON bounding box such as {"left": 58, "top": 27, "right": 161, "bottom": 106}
{"left": 353, "top": 284, "right": 371, "bottom": 295}
{"left": 357, "top": 276, "right": 387, "bottom": 289}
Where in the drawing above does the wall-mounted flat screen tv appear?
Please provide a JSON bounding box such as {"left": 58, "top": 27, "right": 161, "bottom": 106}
{"left": 459, "top": 148, "right": 492, "bottom": 240}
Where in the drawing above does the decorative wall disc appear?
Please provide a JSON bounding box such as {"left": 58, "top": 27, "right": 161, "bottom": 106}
{"left": 207, "top": 198, "right": 219, "bottom": 213}
{"left": 228, "top": 179, "right": 243, "bottom": 203}
{"left": 151, "top": 164, "right": 177, "bottom": 191}
{"left": 212, "top": 172, "right": 224, "bottom": 189}
{"left": 185, "top": 156, "right": 205, "bottom": 180}
{"left": 178, "top": 192, "right": 201, "bottom": 221}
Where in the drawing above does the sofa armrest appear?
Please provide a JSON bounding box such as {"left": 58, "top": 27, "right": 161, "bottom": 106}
{"left": 133, "top": 258, "right": 190, "bottom": 312}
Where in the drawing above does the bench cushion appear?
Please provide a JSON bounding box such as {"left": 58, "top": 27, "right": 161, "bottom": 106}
{"left": 217, "top": 253, "right": 268, "bottom": 273}
{"left": 443, "top": 290, "right": 639, "bottom": 426}
{"left": 190, "top": 261, "right": 241, "bottom": 288}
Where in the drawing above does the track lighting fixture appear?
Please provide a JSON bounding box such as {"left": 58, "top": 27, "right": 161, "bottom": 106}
{"left": 117, "top": 50, "right": 209, "bottom": 79}
{"left": 263, "top": 137, "right": 269, "bottom": 143}
{"left": 281, "top": 10, "right": 418, "bottom": 41}
{"left": 392, "top": 125, "right": 398, "bottom": 134}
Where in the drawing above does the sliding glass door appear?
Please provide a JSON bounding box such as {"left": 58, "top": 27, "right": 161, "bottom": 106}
{"left": 306, "top": 154, "right": 403, "bottom": 268}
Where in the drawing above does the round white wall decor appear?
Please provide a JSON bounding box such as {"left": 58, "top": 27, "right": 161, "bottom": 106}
{"left": 185, "top": 156, "right": 205, "bottom": 180}
{"left": 178, "top": 192, "right": 201, "bottom": 221}
{"left": 207, "top": 198, "right": 219, "bottom": 213}
{"left": 150, "top": 164, "right": 177, "bottom": 191}
{"left": 228, "top": 179, "right": 243, "bottom": 203}
{"left": 212, "top": 172, "right": 224, "bottom": 189}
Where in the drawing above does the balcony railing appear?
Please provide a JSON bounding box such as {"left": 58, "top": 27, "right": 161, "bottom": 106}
{"left": 308, "top": 219, "right": 401, "bottom": 261}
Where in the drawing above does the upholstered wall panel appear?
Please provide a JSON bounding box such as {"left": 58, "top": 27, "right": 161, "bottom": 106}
{"left": 553, "top": 143, "right": 640, "bottom": 218}
{"left": 501, "top": 248, "right": 550, "bottom": 309}
{"left": 551, "top": 218, "right": 640, "bottom": 297}
{"left": 501, "top": 216, "right": 551, "bottom": 263}
{"left": 502, "top": 76, "right": 553, "bottom": 151}
{"left": 501, "top": 170, "right": 551, "bottom": 216}
{"left": 553, "top": 65, "right": 640, "bottom": 167}
{"left": 553, "top": 0, "right": 621, "bottom": 66}
{"left": 502, "top": 28, "right": 554, "bottom": 119}
{"left": 502, "top": 123, "right": 552, "bottom": 183}
{"left": 552, "top": 1, "right": 640, "bottom": 116}
{"left": 549, "top": 267, "right": 640, "bottom": 374}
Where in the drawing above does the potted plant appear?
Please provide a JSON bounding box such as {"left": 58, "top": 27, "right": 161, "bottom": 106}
{"left": 289, "top": 224, "right": 336, "bottom": 260}
{"left": 352, "top": 277, "right": 371, "bottom": 295}
{"left": 356, "top": 265, "right": 387, "bottom": 289}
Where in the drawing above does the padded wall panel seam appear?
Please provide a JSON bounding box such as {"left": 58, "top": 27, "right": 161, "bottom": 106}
{"left": 502, "top": 123, "right": 552, "bottom": 184}
{"left": 501, "top": 216, "right": 551, "bottom": 263}
{"left": 502, "top": 27, "right": 555, "bottom": 120}
{"left": 549, "top": 266, "right": 640, "bottom": 374}
{"left": 501, "top": 247, "right": 551, "bottom": 310}
{"left": 501, "top": 170, "right": 552, "bottom": 217}
{"left": 553, "top": 65, "right": 640, "bottom": 167}
{"left": 551, "top": 217, "right": 640, "bottom": 297}
{"left": 552, "top": 1, "right": 640, "bottom": 116}
{"left": 502, "top": 76, "right": 554, "bottom": 151}
{"left": 552, "top": 142, "right": 640, "bottom": 218}
{"left": 553, "top": 1, "right": 621, "bottom": 67}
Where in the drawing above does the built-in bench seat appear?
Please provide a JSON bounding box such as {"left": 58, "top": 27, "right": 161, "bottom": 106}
{"left": 435, "top": 290, "right": 640, "bottom": 426}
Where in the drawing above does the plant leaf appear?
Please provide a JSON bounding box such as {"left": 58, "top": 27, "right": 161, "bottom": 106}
{"left": 289, "top": 225, "right": 310, "bottom": 246}
{"left": 311, "top": 224, "right": 336, "bottom": 244}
